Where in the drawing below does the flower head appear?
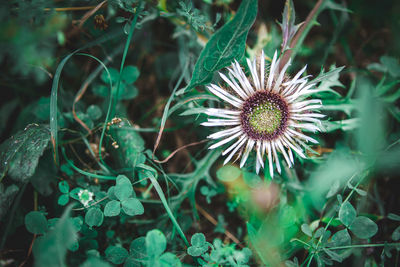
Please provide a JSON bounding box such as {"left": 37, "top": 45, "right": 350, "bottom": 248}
{"left": 202, "top": 51, "right": 323, "bottom": 177}
{"left": 78, "top": 189, "right": 94, "bottom": 207}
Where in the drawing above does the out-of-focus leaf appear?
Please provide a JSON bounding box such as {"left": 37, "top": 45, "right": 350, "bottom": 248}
{"left": 0, "top": 99, "right": 18, "bottom": 136}
{"left": 356, "top": 77, "right": 386, "bottom": 162}
{"left": 0, "top": 184, "right": 19, "bottom": 221}
{"left": 32, "top": 206, "right": 78, "bottom": 267}
{"left": 216, "top": 165, "right": 241, "bottom": 182}
{"left": 81, "top": 257, "right": 112, "bottom": 267}
{"left": 307, "top": 148, "right": 363, "bottom": 210}
{"left": 30, "top": 151, "right": 57, "bottom": 196}
{"left": 187, "top": 0, "right": 258, "bottom": 90}
{"left": 0, "top": 124, "right": 50, "bottom": 182}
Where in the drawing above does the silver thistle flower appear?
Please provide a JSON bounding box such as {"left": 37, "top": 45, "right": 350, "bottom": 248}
{"left": 202, "top": 51, "right": 324, "bottom": 178}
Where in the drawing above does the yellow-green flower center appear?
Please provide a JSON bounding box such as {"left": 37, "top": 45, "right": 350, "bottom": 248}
{"left": 249, "top": 102, "right": 283, "bottom": 134}
{"left": 240, "top": 91, "right": 289, "bottom": 140}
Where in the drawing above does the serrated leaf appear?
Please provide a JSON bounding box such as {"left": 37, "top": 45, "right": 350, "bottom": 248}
{"left": 280, "top": 0, "right": 302, "bottom": 50}
{"left": 349, "top": 216, "right": 378, "bottom": 239}
{"left": 121, "top": 198, "right": 144, "bottom": 216}
{"left": 338, "top": 202, "right": 357, "bottom": 227}
{"left": 187, "top": 0, "right": 258, "bottom": 90}
{"left": 104, "top": 200, "right": 121, "bottom": 217}
{"left": 0, "top": 124, "right": 50, "bottom": 182}
{"left": 25, "top": 211, "right": 48, "bottom": 234}
{"left": 105, "top": 246, "right": 129, "bottom": 265}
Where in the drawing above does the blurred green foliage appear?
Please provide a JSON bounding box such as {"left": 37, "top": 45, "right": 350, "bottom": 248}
{"left": 0, "top": 0, "right": 400, "bottom": 266}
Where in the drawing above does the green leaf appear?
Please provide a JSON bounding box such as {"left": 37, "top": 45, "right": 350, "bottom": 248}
{"left": 58, "top": 194, "right": 69, "bottom": 206}
{"left": 216, "top": 165, "right": 241, "bottom": 182}
{"left": 81, "top": 257, "right": 113, "bottom": 267}
{"left": 301, "top": 224, "right": 312, "bottom": 237}
{"left": 101, "top": 68, "right": 120, "bottom": 84}
{"left": 129, "top": 236, "right": 146, "bottom": 256}
{"left": 87, "top": 105, "right": 102, "bottom": 120}
{"left": 323, "top": 248, "right": 343, "bottom": 263}
{"left": 104, "top": 200, "right": 121, "bottom": 217}
{"left": 328, "top": 229, "right": 351, "bottom": 248}
{"left": 105, "top": 246, "right": 129, "bottom": 265}
{"left": 85, "top": 207, "right": 104, "bottom": 227}
{"left": 32, "top": 206, "right": 77, "bottom": 267}
{"left": 121, "top": 66, "right": 140, "bottom": 84}
{"left": 108, "top": 119, "right": 145, "bottom": 172}
{"left": 338, "top": 202, "right": 357, "bottom": 227}
{"left": 159, "top": 252, "right": 182, "bottom": 267}
{"left": 392, "top": 226, "right": 400, "bottom": 241}
{"left": 388, "top": 213, "right": 400, "bottom": 221}
{"left": 187, "top": 0, "right": 258, "bottom": 90}
{"left": 146, "top": 229, "right": 167, "bottom": 258}
{"left": 129, "top": 236, "right": 147, "bottom": 260}
{"left": 349, "top": 216, "right": 378, "bottom": 239}
{"left": 115, "top": 175, "right": 133, "bottom": 201}
{"left": 25, "top": 211, "right": 48, "bottom": 234}
{"left": 380, "top": 56, "right": 400, "bottom": 77}
{"left": 187, "top": 233, "right": 209, "bottom": 257}
{"left": 191, "top": 233, "right": 206, "bottom": 247}
{"left": 58, "top": 181, "right": 69, "bottom": 194}
{"left": 0, "top": 124, "right": 50, "bottom": 182}
{"left": 70, "top": 187, "right": 83, "bottom": 200}
{"left": 121, "top": 198, "right": 144, "bottom": 216}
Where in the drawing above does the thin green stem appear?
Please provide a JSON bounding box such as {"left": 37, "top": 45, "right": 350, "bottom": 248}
{"left": 111, "top": 2, "right": 143, "bottom": 119}
{"left": 327, "top": 243, "right": 400, "bottom": 250}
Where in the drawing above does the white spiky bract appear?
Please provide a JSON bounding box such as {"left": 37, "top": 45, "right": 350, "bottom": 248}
{"left": 201, "top": 51, "right": 324, "bottom": 178}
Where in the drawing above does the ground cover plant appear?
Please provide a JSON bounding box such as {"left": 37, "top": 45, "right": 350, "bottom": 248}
{"left": 0, "top": 0, "right": 400, "bottom": 266}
